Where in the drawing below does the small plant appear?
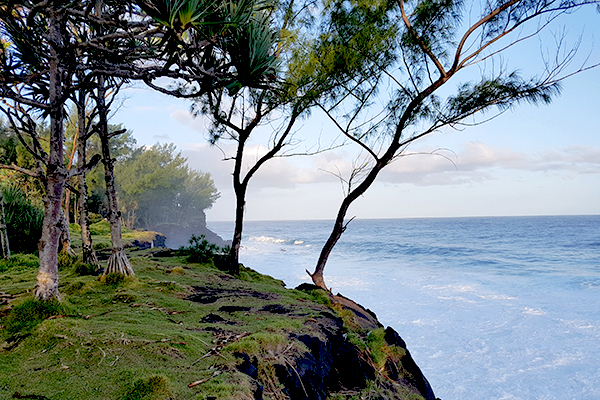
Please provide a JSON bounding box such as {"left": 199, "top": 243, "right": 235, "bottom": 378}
{"left": 3, "top": 298, "right": 66, "bottom": 334}
{"left": 58, "top": 252, "right": 79, "bottom": 270}
{"left": 93, "top": 241, "right": 110, "bottom": 250}
{"left": 366, "top": 328, "right": 388, "bottom": 369}
{"left": 89, "top": 220, "right": 111, "bottom": 235}
{"left": 179, "top": 234, "right": 223, "bottom": 264}
{"left": 88, "top": 212, "right": 103, "bottom": 224}
{"left": 113, "top": 293, "right": 136, "bottom": 303}
{"left": 73, "top": 262, "right": 97, "bottom": 276}
{"left": 57, "top": 252, "right": 97, "bottom": 276}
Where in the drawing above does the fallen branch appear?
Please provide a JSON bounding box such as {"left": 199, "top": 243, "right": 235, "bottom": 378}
{"left": 188, "top": 371, "right": 221, "bottom": 388}
{"left": 97, "top": 346, "right": 106, "bottom": 366}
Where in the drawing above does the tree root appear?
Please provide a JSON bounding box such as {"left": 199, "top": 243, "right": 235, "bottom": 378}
{"left": 104, "top": 248, "right": 134, "bottom": 276}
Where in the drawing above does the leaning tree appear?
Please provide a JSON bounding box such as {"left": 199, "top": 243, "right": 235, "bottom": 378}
{"left": 307, "top": 0, "right": 600, "bottom": 290}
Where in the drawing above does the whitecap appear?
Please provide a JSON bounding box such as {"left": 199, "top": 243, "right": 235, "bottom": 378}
{"left": 523, "top": 307, "right": 546, "bottom": 315}
{"left": 294, "top": 240, "right": 304, "bottom": 245}
{"left": 478, "top": 294, "right": 518, "bottom": 300}
{"left": 248, "top": 235, "right": 286, "bottom": 244}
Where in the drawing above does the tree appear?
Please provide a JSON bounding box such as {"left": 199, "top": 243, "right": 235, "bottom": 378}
{"left": 116, "top": 143, "right": 219, "bottom": 230}
{"left": 1, "top": 0, "right": 281, "bottom": 299}
{"left": 196, "top": 0, "right": 388, "bottom": 271}
{"left": 307, "top": 0, "right": 600, "bottom": 290}
{"left": 0, "top": 190, "right": 9, "bottom": 258}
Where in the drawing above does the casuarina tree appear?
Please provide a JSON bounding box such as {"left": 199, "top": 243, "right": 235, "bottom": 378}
{"left": 308, "top": 0, "right": 600, "bottom": 290}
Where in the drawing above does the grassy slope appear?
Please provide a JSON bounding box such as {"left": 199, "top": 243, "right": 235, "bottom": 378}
{"left": 0, "top": 230, "right": 425, "bottom": 400}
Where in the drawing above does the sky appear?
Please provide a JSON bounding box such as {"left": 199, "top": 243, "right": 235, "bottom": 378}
{"left": 112, "top": 7, "right": 600, "bottom": 223}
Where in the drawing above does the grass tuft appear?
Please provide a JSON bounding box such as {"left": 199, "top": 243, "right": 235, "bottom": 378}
{"left": 169, "top": 266, "right": 185, "bottom": 276}
{"left": 3, "top": 298, "right": 66, "bottom": 334}
{"left": 101, "top": 273, "right": 126, "bottom": 286}
{"left": 124, "top": 375, "right": 170, "bottom": 400}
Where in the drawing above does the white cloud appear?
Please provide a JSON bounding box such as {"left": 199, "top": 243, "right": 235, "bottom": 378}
{"left": 378, "top": 142, "right": 600, "bottom": 186}
{"left": 180, "top": 134, "right": 600, "bottom": 192}
{"left": 170, "top": 109, "right": 209, "bottom": 133}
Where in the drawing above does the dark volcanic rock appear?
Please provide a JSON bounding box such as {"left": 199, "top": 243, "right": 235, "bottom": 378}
{"left": 384, "top": 326, "right": 438, "bottom": 400}
{"left": 218, "top": 305, "right": 252, "bottom": 313}
{"left": 151, "top": 222, "right": 230, "bottom": 249}
{"left": 200, "top": 313, "right": 227, "bottom": 323}
{"left": 259, "top": 304, "right": 291, "bottom": 314}
{"left": 187, "top": 285, "right": 279, "bottom": 304}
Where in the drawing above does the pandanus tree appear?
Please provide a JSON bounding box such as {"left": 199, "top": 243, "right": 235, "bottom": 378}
{"left": 0, "top": 0, "right": 297, "bottom": 300}
{"left": 308, "top": 0, "right": 600, "bottom": 290}
{"left": 0, "top": 0, "right": 142, "bottom": 299}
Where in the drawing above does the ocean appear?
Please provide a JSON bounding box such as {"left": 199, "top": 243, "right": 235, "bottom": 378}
{"left": 207, "top": 215, "right": 600, "bottom": 400}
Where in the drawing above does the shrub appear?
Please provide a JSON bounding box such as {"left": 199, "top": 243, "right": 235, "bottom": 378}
{"left": 73, "top": 262, "right": 97, "bottom": 276}
{"left": 58, "top": 252, "right": 79, "bottom": 270}
{"left": 93, "top": 242, "right": 110, "bottom": 250}
{"left": 0, "top": 185, "right": 43, "bottom": 254}
{"left": 179, "top": 234, "right": 223, "bottom": 264}
{"left": 89, "top": 220, "right": 111, "bottom": 235}
{"left": 88, "top": 213, "right": 103, "bottom": 224}
{"left": 56, "top": 252, "right": 97, "bottom": 276}
{"left": 169, "top": 266, "right": 185, "bottom": 275}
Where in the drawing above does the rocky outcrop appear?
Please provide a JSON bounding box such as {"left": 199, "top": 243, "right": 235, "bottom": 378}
{"left": 197, "top": 281, "right": 440, "bottom": 400}
{"left": 151, "top": 223, "right": 230, "bottom": 249}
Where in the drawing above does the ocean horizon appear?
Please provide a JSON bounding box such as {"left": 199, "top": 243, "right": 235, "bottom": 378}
{"left": 207, "top": 215, "right": 600, "bottom": 400}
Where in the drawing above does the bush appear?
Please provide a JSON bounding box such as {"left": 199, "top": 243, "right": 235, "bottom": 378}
{"left": 1, "top": 185, "right": 43, "bottom": 254}
{"left": 101, "top": 272, "right": 125, "bottom": 286}
{"left": 73, "top": 262, "right": 97, "bottom": 276}
{"left": 88, "top": 213, "right": 103, "bottom": 224}
{"left": 89, "top": 220, "right": 111, "bottom": 235}
{"left": 56, "top": 252, "right": 97, "bottom": 276}
{"left": 58, "top": 252, "right": 79, "bottom": 270}
{"left": 179, "top": 234, "right": 224, "bottom": 264}
{"left": 93, "top": 242, "right": 110, "bottom": 250}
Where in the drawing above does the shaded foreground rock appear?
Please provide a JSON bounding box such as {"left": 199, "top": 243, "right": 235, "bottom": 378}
{"left": 187, "top": 282, "right": 439, "bottom": 400}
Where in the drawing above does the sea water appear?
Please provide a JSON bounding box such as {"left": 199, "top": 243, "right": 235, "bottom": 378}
{"left": 207, "top": 216, "right": 600, "bottom": 400}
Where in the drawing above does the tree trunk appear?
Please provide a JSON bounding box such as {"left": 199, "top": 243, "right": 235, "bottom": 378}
{"left": 59, "top": 206, "right": 74, "bottom": 255}
{"left": 76, "top": 92, "right": 99, "bottom": 267}
{"left": 227, "top": 132, "right": 252, "bottom": 275}
{"left": 37, "top": 173, "right": 66, "bottom": 301}
{"left": 97, "top": 76, "right": 133, "bottom": 276}
{"left": 64, "top": 188, "right": 70, "bottom": 225}
{"left": 310, "top": 160, "right": 388, "bottom": 290}
{"left": 36, "top": 9, "right": 65, "bottom": 302}
{"left": 228, "top": 185, "right": 246, "bottom": 275}
{"left": 0, "top": 192, "right": 10, "bottom": 259}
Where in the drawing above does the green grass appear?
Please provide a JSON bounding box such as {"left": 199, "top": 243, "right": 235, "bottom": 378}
{"left": 0, "top": 248, "right": 347, "bottom": 400}
{"left": 1, "top": 239, "right": 421, "bottom": 399}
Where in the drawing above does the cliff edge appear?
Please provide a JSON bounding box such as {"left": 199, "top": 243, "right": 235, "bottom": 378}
{"left": 0, "top": 251, "right": 438, "bottom": 400}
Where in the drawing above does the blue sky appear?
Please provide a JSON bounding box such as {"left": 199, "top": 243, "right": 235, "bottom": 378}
{"left": 113, "top": 8, "right": 600, "bottom": 222}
